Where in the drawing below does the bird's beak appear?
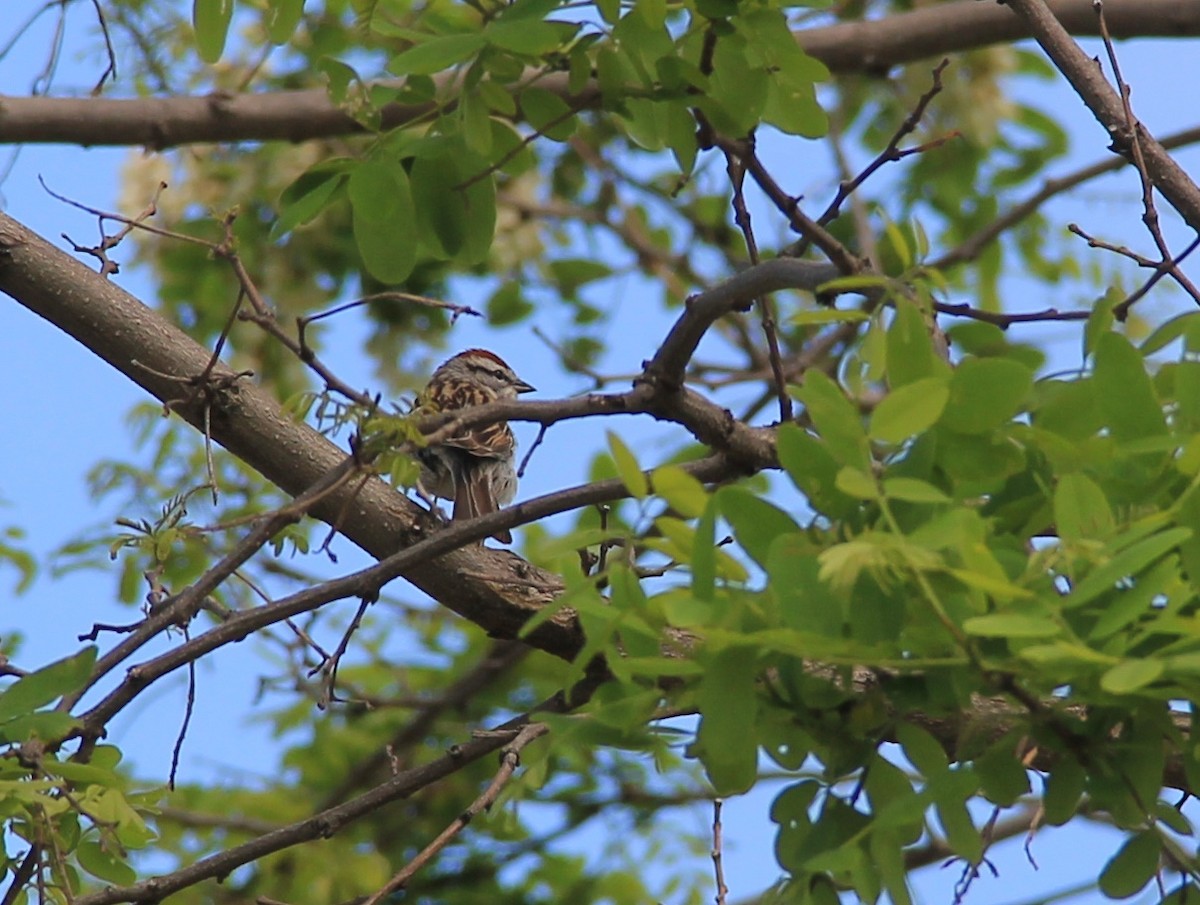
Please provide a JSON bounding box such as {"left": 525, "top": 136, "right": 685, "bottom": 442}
{"left": 516, "top": 380, "right": 537, "bottom": 394}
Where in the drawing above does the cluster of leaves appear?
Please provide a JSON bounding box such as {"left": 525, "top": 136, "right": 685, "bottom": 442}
{"left": 524, "top": 288, "right": 1200, "bottom": 902}
{"left": 0, "top": 649, "right": 157, "bottom": 898}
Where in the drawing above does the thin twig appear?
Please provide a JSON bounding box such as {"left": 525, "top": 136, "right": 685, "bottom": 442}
{"left": 168, "top": 628, "right": 197, "bottom": 790}
{"left": 1114, "top": 233, "right": 1200, "bottom": 320}
{"left": 1094, "top": 1, "right": 1200, "bottom": 309}
{"left": 722, "top": 136, "right": 792, "bottom": 422}
{"left": 712, "top": 798, "right": 728, "bottom": 905}
{"left": 315, "top": 598, "right": 372, "bottom": 709}
{"left": 361, "top": 723, "right": 548, "bottom": 904}
{"left": 86, "top": 0, "right": 117, "bottom": 94}
{"left": 794, "top": 59, "right": 954, "bottom": 258}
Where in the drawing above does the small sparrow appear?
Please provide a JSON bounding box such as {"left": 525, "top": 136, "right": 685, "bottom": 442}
{"left": 417, "top": 348, "right": 536, "bottom": 543}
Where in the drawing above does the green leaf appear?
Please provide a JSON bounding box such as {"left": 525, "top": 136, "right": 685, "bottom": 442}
{"left": 349, "top": 158, "right": 417, "bottom": 283}
{"left": 1093, "top": 332, "right": 1168, "bottom": 441}
{"left": 1043, "top": 757, "right": 1085, "bottom": 825}
{"left": 650, "top": 466, "right": 707, "bottom": 518}
{"left": 0, "top": 647, "right": 96, "bottom": 724}
{"left": 768, "top": 537, "right": 843, "bottom": 636}
{"left": 547, "top": 258, "right": 612, "bottom": 295}
{"left": 77, "top": 841, "right": 137, "bottom": 886}
{"left": 776, "top": 424, "right": 858, "bottom": 518}
{"left": 1054, "top": 472, "right": 1114, "bottom": 542}
{"left": 193, "top": 0, "right": 233, "bottom": 63}
{"left": 834, "top": 467, "right": 878, "bottom": 501}
{"left": 0, "top": 711, "right": 80, "bottom": 744}
{"left": 887, "top": 299, "right": 939, "bottom": 386}
{"left": 1067, "top": 527, "right": 1193, "bottom": 608}
{"left": 270, "top": 173, "right": 343, "bottom": 240}
{"left": 410, "top": 154, "right": 497, "bottom": 263}
{"left": 792, "top": 371, "right": 869, "bottom": 470}
{"left": 520, "top": 87, "right": 576, "bottom": 141}
{"left": 486, "top": 20, "right": 574, "bottom": 55}
{"left": 961, "top": 614, "right": 1060, "bottom": 639}
{"left": 976, "top": 741, "right": 1030, "bottom": 807}
{"left": 696, "top": 646, "right": 758, "bottom": 795}
{"left": 608, "top": 432, "right": 647, "bottom": 498}
{"left": 1099, "top": 831, "right": 1161, "bottom": 898}
{"left": 265, "top": 0, "right": 305, "bottom": 45}
{"left": 1100, "top": 658, "right": 1164, "bottom": 694}
{"left": 869, "top": 377, "right": 950, "bottom": 443}
{"left": 486, "top": 283, "right": 533, "bottom": 326}
{"left": 791, "top": 308, "right": 870, "bottom": 327}
{"left": 388, "top": 33, "right": 486, "bottom": 76}
{"left": 882, "top": 477, "right": 949, "bottom": 504}
{"left": 1141, "top": 311, "right": 1200, "bottom": 355}
{"left": 718, "top": 486, "right": 799, "bottom": 568}
{"left": 896, "top": 723, "right": 947, "bottom": 778}
{"left": 939, "top": 357, "right": 1033, "bottom": 435}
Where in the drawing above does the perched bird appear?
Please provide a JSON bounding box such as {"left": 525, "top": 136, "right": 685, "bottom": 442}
{"left": 417, "top": 348, "right": 535, "bottom": 543}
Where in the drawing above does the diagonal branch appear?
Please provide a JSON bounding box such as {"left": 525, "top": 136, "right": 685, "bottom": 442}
{"left": 1002, "top": 0, "right": 1200, "bottom": 236}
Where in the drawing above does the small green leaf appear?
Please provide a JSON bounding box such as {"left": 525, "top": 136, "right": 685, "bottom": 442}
{"left": 650, "top": 466, "right": 707, "bottom": 518}
{"left": 882, "top": 477, "right": 949, "bottom": 504}
{"left": 1100, "top": 658, "right": 1164, "bottom": 694}
{"left": 1099, "top": 831, "right": 1161, "bottom": 899}
{"left": 1093, "top": 332, "right": 1168, "bottom": 442}
{"left": 834, "top": 467, "right": 878, "bottom": 501}
{"left": 718, "top": 487, "right": 799, "bottom": 567}
{"left": 1067, "top": 527, "right": 1192, "bottom": 608}
{"left": 77, "top": 841, "right": 137, "bottom": 886}
{"left": 193, "top": 0, "right": 233, "bottom": 63}
{"left": 976, "top": 742, "right": 1030, "bottom": 807}
{"left": 696, "top": 646, "right": 758, "bottom": 795}
{"left": 388, "top": 33, "right": 486, "bottom": 75}
{"left": 270, "top": 174, "right": 343, "bottom": 240}
{"left": 692, "top": 499, "right": 717, "bottom": 601}
{"left": 962, "top": 614, "right": 1060, "bottom": 639}
{"left": 486, "top": 19, "right": 575, "bottom": 55}
{"left": 520, "top": 87, "right": 576, "bottom": 141}
{"left": 887, "top": 299, "right": 939, "bottom": 386}
{"left": 0, "top": 647, "right": 97, "bottom": 723}
{"left": 869, "top": 376, "right": 950, "bottom": 443}
{"left": 1054, "top": 472, "right": 1114, "bottom": 542}
{"left": 349, "top": 157, "right": 417, "bottom": 283}
{"left": 792, "top": 371, "right": 870, "bottom": 470}
{"left": 792, "top": 308, "right": 870, "bottom": 327}
{"left": 0, "top": 711, "right": 81, "bottom": 745}
{"left": 265, "top": 0, "right": 305, "bottom": 44}
{"left": 607, "top": 432, "right": 647, "bottom": 498}
{"left": 776, "top": 425, "right": 857, "bottom": 519}
{"left": 939, "top": 358, "right": 1033, "bottom": 434}
{"left": 1043, "top": 757, "right": 1085, "bottom": 825}
{"left": 486, "top": 283, "right": 533, "bottom": 326}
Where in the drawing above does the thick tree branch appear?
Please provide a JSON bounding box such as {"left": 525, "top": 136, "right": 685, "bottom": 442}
{"left": 0, "top": 1, "right": 1194, "bottom": 149}
{"left": 1004, "top": 0, "right": 1200, "bottom": 237}
{"left": 0, "top": 212, "right": 575, "bottom": 656}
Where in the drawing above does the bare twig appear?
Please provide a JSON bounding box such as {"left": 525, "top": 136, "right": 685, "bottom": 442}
{"left": 712, "top": 799, "right": 729, "bottom": 905}
{"left": 315, "top": 598, "right": 373, "bottom": 709}
{"left": 1093, "top": 1, "right": 1200, "bottom": 308}
{"left": 361, "top": 723, "right": 548, "bottom": 904}
{"left": 722, "top": 137, "right": 793, "bottom": 422}
{"left": 932, "top": 123, "right": 1200, "bottom": 270}
{"left": 167, "top": 628, "right": 197, "bottom": 790}
{"left": 793, "top": 59, "right": 954, "bottom": 259}
{"left": 1003, "top": 0, "right": 1200, "bottom": 236}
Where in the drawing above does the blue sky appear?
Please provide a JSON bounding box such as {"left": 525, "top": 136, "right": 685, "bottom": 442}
{"left": 2, "top": 2, "right": 1200, "bottom": 902}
